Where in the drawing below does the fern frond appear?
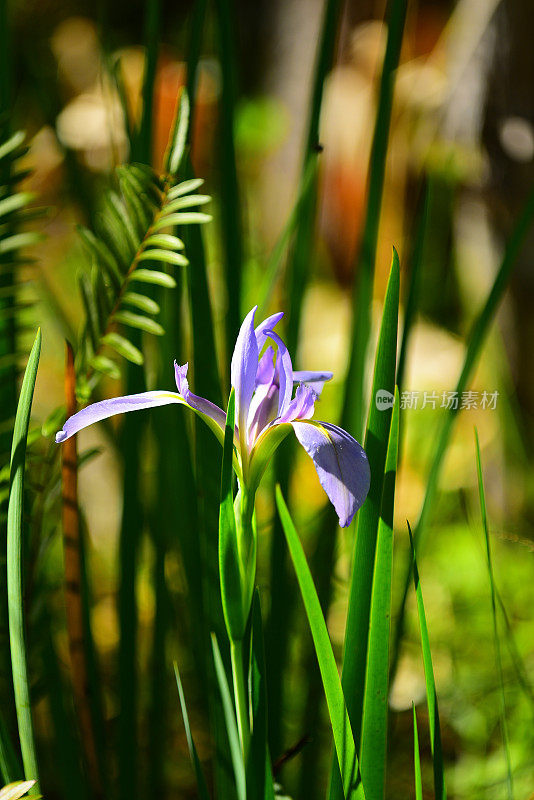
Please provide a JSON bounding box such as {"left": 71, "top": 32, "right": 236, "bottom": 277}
{"left": 75, "top": 161, "right": 211, "bottom": 397}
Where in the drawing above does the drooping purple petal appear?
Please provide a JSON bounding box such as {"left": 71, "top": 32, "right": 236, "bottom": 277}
{"left": 231, "top": 306, "right": 259, "bottom": 434}
{"left": 278, "top": 383, "right": 316, "bottom": 423}
{"left": 264, "top": 329, "right": 293, "bottom": 416}
{"left": 292, "top": 370, "right": 333, "bottom": 395}
{"left": 56, "top": 391, "right": 185, "bottom": 443}
{"left": 292, "top": 420, "right": 370, "bottom": 527}
{"left": 255, "top": 312, "right": 284, "bottom": 351}
{"left": 174, "top": 361, "right": 226, "bottom": 432}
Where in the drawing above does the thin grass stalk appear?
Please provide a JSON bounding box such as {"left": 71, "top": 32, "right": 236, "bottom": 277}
{"left": 341, "top": 0, "right": 406, "bottom": 441}
{"left": 7, "top": 329, "right": 41, "bottom": 794}
{"left": 213, "top": 0, "right": 243, "bottom": 365}
{"left": 408, "top": 523, "right": 446, "bottom": 800}
{"left": 266, "top": 0, "right": 343, "bottom": 756}
{"left": 359, "top": 390, "right": 400, "bottom": 800}
{"left": 329, "top": 254, "right": 399, "bottom": 800}
{"left": 397, "top": 181, "right": 432, "bottom": 393}
{"left": 137, "top": 0, "right": 160, "bottom": 165}
{"left": 117, "top": 8, "right": 161, "bottom": 789}
{"left": 182, "top": 159, "right": 236, "bottom": 799}
{"left": 412, "top": 705, "right": 423, "bottom": 800}
{"left": 475, "top": 431, "right": 514, "bottom": 799}
{"left": 61, "top": 342, "right": 102, "bottom": 796}
{"left": 391, "top": 185, "right": 534, "bottom": 683}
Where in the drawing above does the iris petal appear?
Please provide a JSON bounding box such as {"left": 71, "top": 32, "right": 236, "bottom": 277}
{"left": 263, "top": 329, "right": 293, "bottom": 416}
{"left": 255, "top": 312, "right": 284, "bottom": 350}
{"left": 55, "top": 391, "right": 185, "bottom": 443}
{"left": 292, "top": 370, "right": 333, "bottom": 395}
{"left": 231, "top": 306, "right": 259, "bottom": 435}
{"left": 174, "top": 361, "right": 227, "bottom": 432}
{"left": 291, "top": 420, "right": 370, "bottom": 527}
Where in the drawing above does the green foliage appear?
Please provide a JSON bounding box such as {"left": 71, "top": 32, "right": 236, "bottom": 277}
{"left": 75, "top": 163, "right": 211, "bottom": 398}
{"left": 7, "top": 329, "right": 41, "bottom": 794}
{"left": 276, "top": 487, "right": 365, "bottom": 800}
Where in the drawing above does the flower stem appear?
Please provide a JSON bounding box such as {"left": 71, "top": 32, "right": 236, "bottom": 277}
{"left": 230, "top": 638, "right": 250, "bottom": 760}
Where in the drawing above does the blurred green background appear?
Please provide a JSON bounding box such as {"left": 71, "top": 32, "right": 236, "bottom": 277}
{"left": 2, "top": 0, "right": 534, "bottom": 797}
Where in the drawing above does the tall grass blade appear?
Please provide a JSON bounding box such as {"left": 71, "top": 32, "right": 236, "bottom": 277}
{"left": 276, "top": 488, "right": 365, "bottom": 800}
{"left": 266, "top": 0, "right": 344, "bottom": 757}
{"left": 174, "top": 662, "right": 211, "bottom": 800}
{"left": 342, "top": 0, "right": 407, "bottom": 440}
{"left": 408, "top": 523, "right": 446, "bottom": 800}
{"left": 360, "top": 389, "right": 400, "bottom": 800}
{"left": 329, "top": 251, "right": 399, "bottom": 800}
{"left": 247, "top": 592, "right": 275, "bottom": 800}
{"left": 213, "top": 0, "right": 243, "bottom": 362}
{"left": 392, "top": 185, "right": 534, "bottom": 681}
{"left": 412, "top": 704, "right": 423, "bottom": 800}
{"left": 137, "top": 0, "right": 160, "bottom": 164}
{"left": 211, "top": 634, "right": 246, "bottom": 800}
{"left": 7, "top": 329, "right": 41, "bottom": 793}
{"left": 397, "top": 181, "right": 432, "bottom": 392}
{"left": 474, "top": 431, "right": 514, "bottom": 799}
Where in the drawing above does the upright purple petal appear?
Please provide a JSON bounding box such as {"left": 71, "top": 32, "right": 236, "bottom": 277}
{"left": 247, "top": 382, "right": 279, "bottom": 447}
{"left": 292, "top": 370, "right": 333, "bottom": 395}
{"left": 255, "top": 311, "right": 284, "bottom": 350}
{"left": 174, "top": 361, "right": 227, "bottom": 432}
{"left": 56, "top": 391, "right": 185, "bottom": 443}
{"left": 231, "top": 306, "right": 259, "bottom": 434}
{"left": 255, "top": 346, "right": 275, "bottom": 387}
{"left": 292, "top": 421, "right": 370, "bottom": 527}
{"left": 264, "top": 329, "right": 293, "bottom": 416}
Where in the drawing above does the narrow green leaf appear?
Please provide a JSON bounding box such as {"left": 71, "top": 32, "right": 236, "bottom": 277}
{"left": 167, "top": 90, "right": 190, "bottom": 176}
{"left": 167, "top": 178, "right": 204, "bottom": 200}
{"left": 7, "top": 329, "right": 41, "bottom": 793}
{"left": 276, "top": 488, "right": 365, "bottom": 800}
{"left": 129, "top": 269, "right": 176, "bottom": 288}
{"left": 412, "top": 705, "right": 423, "bottom": 800}
{"left": 211, "top": 634, "right": 246, "bottom": 800}
{"left": 360, "top": 389, "right": 400, "bottom": 800}
{"left": 247, "top": 592, "right": 275, "bottom": 800}
{"left": 0, "top": 193, "right": 33, "bottom": 219}
{"left": 143, "top": 233, "right": 185, "bottom": 251}
{"left": 331, "top": 252, "right": 399, "bottom": 800}
{"left": 218, "top": 389, "right": 244, "bottom": 641}
{"left": 342, "top": 0, "right": 407, "bottom": 439}
{"left": 397, "top": 181, "right": 431, "bottom": 391}
{"left": 115, "top": 310, "right": 164, "bottom": 336}
{"left": 138, "top": 249, "right": 189, "bottom": 267}
{"left": 173, "top": 662, "right": 211, "bottom": 800}
{"left": 0, "top": 131, "right": 25, "bottom": 162}
{"left": 0, "top": 233, "right": 42, "bottom": 254}
{"left": 102, "top": 332, "right": 143, "bottom": 365}
{"left": 474, "top": 431, "right": 514, "bottom": 799}
{"left": 122, "top": 292, "right": 160, "bottom": 315}
{"left": 78, "top": 272, "right": 101, "bottom": 350}
{"left": 408, "top": 524, "right": 446, "bottom": 800}
{"left": 89, "top": 354, "right": 121, "bottom": 380}
{"left": 153, "top": 212, "right": 212, "bottom": 231}
{"left": 77, "top": 226, "right": 123, "bottom": 290}
{"left": 163, "top": 194, "right": 211, "bottom": 213}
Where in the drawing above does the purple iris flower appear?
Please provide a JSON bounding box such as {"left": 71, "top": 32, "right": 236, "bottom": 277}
{"left": 56, "top": 306, "right": 370, "bottom": 526}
